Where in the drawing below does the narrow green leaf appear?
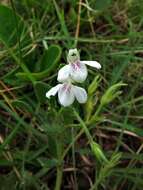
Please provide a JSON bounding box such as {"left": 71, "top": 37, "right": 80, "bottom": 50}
{"left": 0, "top": 5, "right": 30, "bottom": 47}
{"left": 12, "top": 100, "right": 33, "bottom": 113}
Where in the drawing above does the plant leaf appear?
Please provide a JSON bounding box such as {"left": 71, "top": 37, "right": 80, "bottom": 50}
{"left": 16, "top": 45, "right": 62, "bottom": 81}
{"left": 12, "top": 100, "right": 33, "bottom": 113}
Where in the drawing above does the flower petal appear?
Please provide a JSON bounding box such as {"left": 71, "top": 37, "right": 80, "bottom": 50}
{"left": 57, "top": 65, "right": 70, "bottom": 82}
{"left": 81, "top": 61, "right": 101, "bottom": 69}
{"left": 46, "top": 84, "right": 62, "bottom": 98}
{"left": 72, "top": 86, "right": 87, "bottom": 103}
{"left": 70, "top": 62, "right": 87, "bottom": 83}
{"left": 58, "top": 84, "right": 75, "bottom": 107}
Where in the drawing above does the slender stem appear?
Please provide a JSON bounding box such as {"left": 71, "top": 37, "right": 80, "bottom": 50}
{"left": 88, "top": 103, "right": 103, "bottom": 124}
{"left": 72, "top": 127, "right": 78, "bottom": 190}
{"left": 85, "top": 0, "right": 96, "bottom": 37}
{"left": 74, "top": 0, "right": 82, "bottom": 46}
{"left": 90, "top": 178, "right": 100, "bottom": 190}
{"left": 73, "top": 108, "right": 93, "bottom": 144}
{"left": 73, "top": 108, "right": 101, "bottom": 190}
{"left": 55, "top": 139, "right": 63, "bottom": 190}
{"left": 55, "top": 165, "right": 63, "bottom": 190}
{"left": 61, "top": 128, "right": 84, "bottom": 160}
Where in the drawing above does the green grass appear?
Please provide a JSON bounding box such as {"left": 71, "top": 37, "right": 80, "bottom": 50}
{"left": 0, "top": 0, "right": 143, "bottom": 189}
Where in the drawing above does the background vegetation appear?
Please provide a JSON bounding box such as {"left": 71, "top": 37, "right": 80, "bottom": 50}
{"left": 0, "top": 0, "right": 143, "bottom": 189}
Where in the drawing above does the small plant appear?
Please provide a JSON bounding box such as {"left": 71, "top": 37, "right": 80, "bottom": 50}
{"left": 46, "top": 48, "right": 125, "bottom": 190}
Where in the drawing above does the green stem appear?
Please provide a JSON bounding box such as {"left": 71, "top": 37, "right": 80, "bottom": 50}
{"left": 88, "top": 103, "right": 103, "bottom": 124}
{"left": 55, "top": 139, "right": 63, "bottom": 190}
{"left": 90, "top": 178, "right": 100, "bottom": 190}
{"left": 55, "top": 165, "right": 63, "bottom": 190}
{"left": 73, "top": 107, "right": 107, "bottom": 163}
{"left": 71, "top": 127, "right": 78, "bottom": 190}
{"left": 73, "top": 108, "right": 93, "bottom": 144}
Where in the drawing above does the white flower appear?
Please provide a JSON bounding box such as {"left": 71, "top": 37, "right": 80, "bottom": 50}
{"left": 46, "top": 82, "right": 87, "bottom": 107}
{"left": 57, "top": 48, "right": 101, "bottom": 83}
